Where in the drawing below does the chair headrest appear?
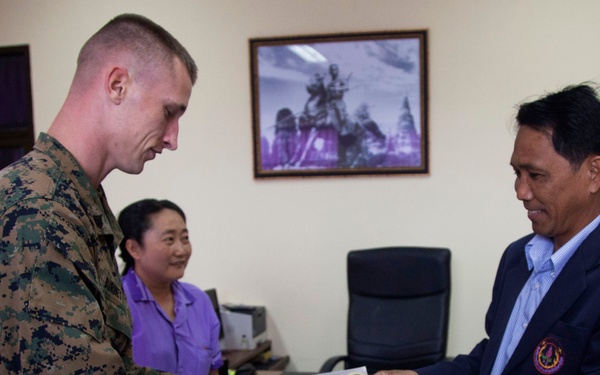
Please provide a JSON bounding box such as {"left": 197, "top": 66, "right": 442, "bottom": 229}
{"left": 347, "top": 247, "right": 450, "bottom": 297}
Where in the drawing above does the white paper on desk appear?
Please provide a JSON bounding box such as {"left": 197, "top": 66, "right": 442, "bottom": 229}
{"left": 317, "top": 366, "right": 367, "bottom": 375}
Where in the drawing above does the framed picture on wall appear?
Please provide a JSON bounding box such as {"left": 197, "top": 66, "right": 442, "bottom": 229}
{"left": 249, "top": 30, "right": 428, "bottom": 178}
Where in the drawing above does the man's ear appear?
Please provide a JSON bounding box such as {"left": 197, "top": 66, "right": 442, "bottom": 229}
{"left": 107, "top": 66, "right": 129, "bottom": 104}
{"left": 588, "top": 155, "right": 600, "bottom": 194}
{"left": 125, "top": 238, "right": 143, "bottom": 260}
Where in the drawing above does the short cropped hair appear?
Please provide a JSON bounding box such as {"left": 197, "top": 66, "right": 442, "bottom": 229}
{"left": 516, "top": 83, "right": 600, "bottom": 168}
{"left": 118, "top": 199, "right": 187, "bottom": 275}
{"left": 77, "top": 13, "right": 197, "bottom": 85}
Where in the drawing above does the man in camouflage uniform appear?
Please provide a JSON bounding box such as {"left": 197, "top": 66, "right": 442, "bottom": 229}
{"left": 0, "top": 14, "right": 197, "bottom": 374}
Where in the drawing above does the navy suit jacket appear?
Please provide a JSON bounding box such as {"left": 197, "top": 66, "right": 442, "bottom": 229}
{"left": 418, "top": 225, "right": 600, "bottom": 375}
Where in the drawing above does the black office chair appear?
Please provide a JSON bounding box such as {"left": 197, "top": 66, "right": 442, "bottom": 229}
{"left": 320, "top": 247, "right": 451, "bottom": 375}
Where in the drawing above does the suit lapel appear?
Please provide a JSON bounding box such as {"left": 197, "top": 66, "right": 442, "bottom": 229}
{"left": 501, "top": 228, "right": 600, "bottom": 373}
{"left": 480, "top": 252, "right": 531, "bottom": 375}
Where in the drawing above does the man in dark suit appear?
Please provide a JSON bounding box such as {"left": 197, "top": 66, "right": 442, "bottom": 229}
{"left": 376, "top": 84, "right": 600, "bottom": 375}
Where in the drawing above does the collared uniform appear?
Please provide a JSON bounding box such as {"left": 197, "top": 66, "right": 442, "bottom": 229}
{"left": 0, "top": 133, "right": 167, "bottom": 374}
{"left": 122, "top": 269, "right": 224, "bottom": 375}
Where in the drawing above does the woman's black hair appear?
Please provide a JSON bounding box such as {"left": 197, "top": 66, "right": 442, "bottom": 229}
{"left": 118, "top": 199, "right": 186, "bottom": 275}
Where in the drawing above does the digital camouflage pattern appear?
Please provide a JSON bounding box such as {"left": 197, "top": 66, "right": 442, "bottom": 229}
{"left": 0, "top": 133, "right": 169, "bottom": 374}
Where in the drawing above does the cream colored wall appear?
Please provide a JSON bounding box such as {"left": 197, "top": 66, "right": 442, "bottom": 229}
{"left": 2, "top": 0, "right": 600, "bottom": 371}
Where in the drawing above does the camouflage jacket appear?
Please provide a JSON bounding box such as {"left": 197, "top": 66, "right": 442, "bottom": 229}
{"left": 0, "top": 133, "right": 169, "bottom": 374}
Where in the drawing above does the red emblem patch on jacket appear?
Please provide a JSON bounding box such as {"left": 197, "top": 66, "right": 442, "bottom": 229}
{"left": 533, "top": 337, "right": 565, "bottom": 374}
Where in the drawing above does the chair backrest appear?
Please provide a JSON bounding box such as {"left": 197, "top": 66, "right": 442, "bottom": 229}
{"left": 345, "top": 247, "right": 451, "bottom": 373}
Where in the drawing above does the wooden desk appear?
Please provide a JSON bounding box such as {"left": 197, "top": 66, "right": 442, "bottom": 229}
{"left": 223, "top": 340, "right": 289, "bottom": 371}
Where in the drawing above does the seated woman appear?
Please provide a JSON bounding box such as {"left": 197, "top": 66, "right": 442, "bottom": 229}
{"left": 118, "top": 198, "right": 223, "bottom": 375}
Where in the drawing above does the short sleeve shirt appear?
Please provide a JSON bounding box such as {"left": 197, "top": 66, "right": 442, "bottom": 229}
{"left": 122, "top": 269, "right": 224, "bottom": 375}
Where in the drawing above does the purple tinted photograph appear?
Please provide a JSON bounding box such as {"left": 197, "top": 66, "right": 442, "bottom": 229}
{"left": 250, "top": 30, "right": 428, "bottom": 178}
